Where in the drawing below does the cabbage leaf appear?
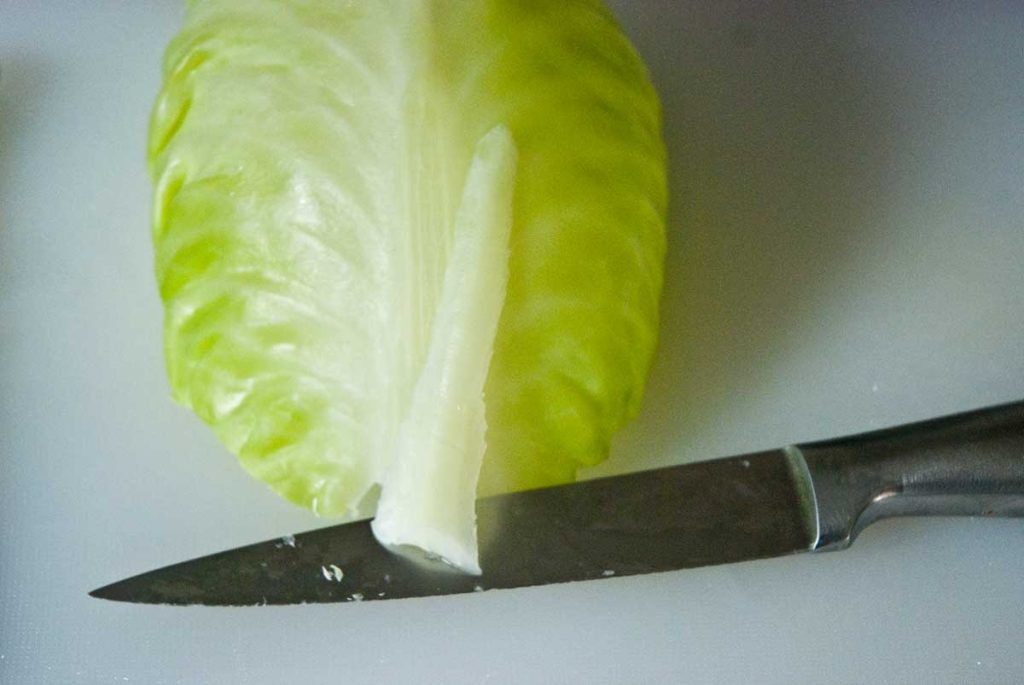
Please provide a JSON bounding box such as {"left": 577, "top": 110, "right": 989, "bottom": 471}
{"left": 150, "top": 0, "right": 666, "bottom": 572}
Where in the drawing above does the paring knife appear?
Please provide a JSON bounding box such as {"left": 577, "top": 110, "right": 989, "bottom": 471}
{"left": 91, "top": 400, "right": 1024, "bottom": 605}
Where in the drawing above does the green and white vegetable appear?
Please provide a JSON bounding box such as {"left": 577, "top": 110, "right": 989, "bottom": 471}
{"left": 150, "top": 0, "right": 667, "bottom": 572}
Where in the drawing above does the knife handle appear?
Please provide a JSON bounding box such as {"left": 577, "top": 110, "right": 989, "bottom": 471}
{"left": 795, "top": 399, "right": 1024, "bottom": 551}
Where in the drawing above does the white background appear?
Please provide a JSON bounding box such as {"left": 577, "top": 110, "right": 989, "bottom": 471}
{"left": 2, "top": 2, "right": 1023, "bottom": 683}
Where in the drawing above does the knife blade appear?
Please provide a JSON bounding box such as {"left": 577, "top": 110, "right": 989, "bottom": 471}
{"left": 90, "top": 400, "right": 1024, "bottom": 605}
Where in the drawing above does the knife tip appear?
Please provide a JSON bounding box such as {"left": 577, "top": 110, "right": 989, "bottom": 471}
{"left": 88, "top": 583, "right": 120, "bottom": 602}
{"left": 89, "top": 578, "right": 148, "bottom": 603}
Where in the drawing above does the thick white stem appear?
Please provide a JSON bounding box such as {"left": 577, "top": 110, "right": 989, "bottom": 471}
{"left": 371, "top": 125, "right": 517, "bottom": 574}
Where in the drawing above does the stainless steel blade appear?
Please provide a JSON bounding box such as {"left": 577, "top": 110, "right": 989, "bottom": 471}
{"left": 90, "top": 399, "right": 1024, "bottom": 605}
{"left": 90, "top": 449, "right": 816, "bottom": 605}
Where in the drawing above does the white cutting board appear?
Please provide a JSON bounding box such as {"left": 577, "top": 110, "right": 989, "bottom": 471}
{"left": 2, "top": 2, "right": 1022, "bottom": 683}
